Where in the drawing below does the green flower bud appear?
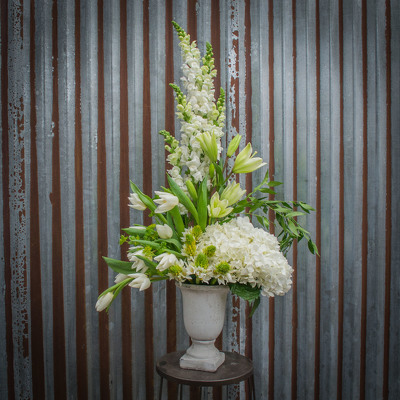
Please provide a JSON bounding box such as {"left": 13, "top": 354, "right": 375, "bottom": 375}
{"left": 184, "top": 234, "right": 196, "bottom": 256}
{"left": 204, "top": 245, "right": 216, "bottom": 257}
{"left": 197, "top": 131, "right": 218, "bottom": 163}
{"left": 195, "top": 253, "right": 208, "bottom": 268}
{"left": 215, "top": 262, "right": 231, "bottom": 275}
{"left": 209, "top": 163, "right": 215, "bottom": 178}
{"left": 169, "top": 264, "right": 183, "bottom": 275}
{"left": 192, "top": 225, "right": 203, "bottom": 239}
{"left": 227, "top": 134, "right": 242, "bottom": 157}
{"left": 185, "top": 180, "right": 198, "bottom": 201}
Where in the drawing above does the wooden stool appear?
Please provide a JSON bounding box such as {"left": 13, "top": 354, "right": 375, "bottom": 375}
{"left": 156, "top": 351, "right": 255, "bottom": 399}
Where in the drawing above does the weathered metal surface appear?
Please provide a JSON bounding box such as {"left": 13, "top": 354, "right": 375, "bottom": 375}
{"left": 1, "top": 0, "right": 399, "bottom": 399}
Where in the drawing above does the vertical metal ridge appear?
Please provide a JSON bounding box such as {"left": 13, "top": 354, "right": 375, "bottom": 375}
{"left": 314, "top": 1, "right": 321, "bottom": 399}
{"left": 337, "top": 1, "right": 344, "bottom": 399}
{"left": 226, "top": 2, "right": 241, "bottom": 397}
{"left": 291, "top": 2, "right": 298, "bottom": 399}
{"left": 383, "top": 1, "right": 392, "bottom": 398}
{"left": 165, "top": 1, "right": 177, "bottom": 398}
{"left": 187, "top": 4, "right": 202, "bottom": 399}
{"left": 74, "top": 0, "right": 88, "bottom": 398}
{"left": 142, "top": 2, "right": 154, "bottom": 399}
{"left": 97, "top": 0, "right": 110, "bottom": 398}
{"left": 360, "top": 0, "right": 368, "bottom": 398}
{"left": 1, "top": 0, "right": 15, "bottom": 397}
{"left": 211, "top": 0, "right": 220, "bottom": 100}
{"left": 244, "top": 2, "right": 253, "bottom": 399}
{"left": 51, "top": 0, "right": 67, "bottom": 396}
{"left": 30, "top": 0, "right": 45, "bottom": 397}
{"left": 268, "top": 1, "right": 275, "bottom": 398}
{"left": 119, "top": 0, "right": 132, "bottom": 398}
{"left": 187, "top": 0, "right": 197, "bottom": 41}
{"left": 211, "top": 8, "right": 222, "bottom": 400}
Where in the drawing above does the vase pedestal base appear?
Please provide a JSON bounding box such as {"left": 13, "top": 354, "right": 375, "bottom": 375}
{"left": 179, "top": 339, "right": 225, "bottom": 372}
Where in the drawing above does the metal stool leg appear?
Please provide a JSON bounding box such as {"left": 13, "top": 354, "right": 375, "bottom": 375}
{"left": 248, "top": 375, "right": 256, "bottom": 400}
{"left": 158, "top": 376, "right": 163, "bottom": 400}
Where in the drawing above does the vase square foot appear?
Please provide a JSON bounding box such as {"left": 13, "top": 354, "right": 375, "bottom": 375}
{"left": 179, "top": 351, "right": 225, "bottom": 372}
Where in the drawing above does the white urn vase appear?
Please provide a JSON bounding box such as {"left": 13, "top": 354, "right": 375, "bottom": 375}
{"left": 177, "top": 283, "right": 229, "bottom": 372}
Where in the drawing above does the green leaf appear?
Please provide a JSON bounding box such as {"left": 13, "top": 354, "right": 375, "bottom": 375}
{"left": 102, "top": 257, "right": 133, "bottom": 274}
{"left": 197, "top": 177, "right": 208, "bottom": 231}
{"left": 285, "top": 211, "right": 306, "bottom": 218}
{"left": 268, "top": 181, "right": 283, "bottom": 187}
{"left": 106, "top": 278, "right": 133, "bottom": 312}
{"left": 156, "top": 238, "right": 182, "bottom": 251}
{"left": 259, "top": 188, "right": 277, "bottom": 195}
{"left": 134, "top": 255, "right": 158, "bottom": 270}
{"left": 122, "top": 227, "right": 147, "bottom": 236}
{"left": 128, "top": 239, "right": 161, "bottom": 250}
{"left": 287, "top": 220, "right": 299, "bottom": 236}
{"left": 308, "top": 240, "right": 319, "bottom": 256}
{"left": 167, "top": 176, "right": 199, "bottom": 224}
{"left": 231, "top": 205, "right": 246, "bottom": 214}
{"left": 273, "top": 206, "right": 291, "bottom": 214}
{"left": 130, "top": 181, "right": 156, "bottom": 211}
{"left": 261, "top": 170, "right": 269, "bottom": 184}
{"left": 157, "top": 247, "right": 184, "bottom": 258}
{"left": 214, "top": 163, "right": 224, "bottom": 188}
{"left": 168, "top": 205, "right": 185, "bottom": 237}
{"left": 229, "top": 283, "right": 261, "bottom": 302}
{"left": 298, "top": 201, "right": 316, "bottom": 211}
{"left": 256, "top": 215, "right": 270, "bottom": 229}
{"left": 249, "top": 297, "right": 261, "bottom": 318}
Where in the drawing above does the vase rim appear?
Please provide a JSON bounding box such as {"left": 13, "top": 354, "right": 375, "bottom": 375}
{"left": 176, "top": 282, "right": 229, "bottom": 292}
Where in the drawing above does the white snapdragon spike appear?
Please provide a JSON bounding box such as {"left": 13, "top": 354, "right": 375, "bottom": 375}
{"left": 154, "top": 252, "right": 179, "bottom": 272}
{"left": 95, "top": 292, "right": 114, "bottom": 312}
{"left": 128, "top": 193, "right": 146, "bottom": 210}
{"left": 128, "top": 273, "right": 151, "bottom": 291}
{"left": 156, "top": 224, "right": 173, "bottom": 239}
{"left": 154, "top": 191, "right": 179, "bottom": 213}
{"left": 165, "top": 24, "right": 226, "bottom": 192}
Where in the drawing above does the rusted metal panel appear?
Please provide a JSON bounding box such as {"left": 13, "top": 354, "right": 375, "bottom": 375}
{"left": 389, "top": 3, "right": 400, "bottom": 399}
{"left": 1, "top": 0, "right": 399, "bottom": 399}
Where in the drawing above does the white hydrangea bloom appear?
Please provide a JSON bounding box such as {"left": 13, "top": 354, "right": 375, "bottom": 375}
{"left": 174, "top": 217, "right": 293, "bottom": 297}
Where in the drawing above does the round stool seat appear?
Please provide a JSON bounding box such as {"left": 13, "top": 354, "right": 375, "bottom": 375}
{"left": 156, "top": 351, "right": 255, "bottom": 399}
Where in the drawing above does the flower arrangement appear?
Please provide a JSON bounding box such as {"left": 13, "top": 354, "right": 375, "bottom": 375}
{"left": 96, "top": 22, "right": 317, "bottom": 315}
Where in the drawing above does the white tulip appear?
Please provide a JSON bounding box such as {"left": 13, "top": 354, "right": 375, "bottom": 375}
{"left": 128, "top": 273, "right": 151, "bottom": 291}
{"left": 127, "top": 248, "right": 148, "bottom": 273}
{"left": 154, "top": 191, "right": 179, "bottom": 213}
{"left": 128, "top": 193, "right": 146, "bottom": 211}
{"left": 114, "top": 273, "right": 128, "bottom": 283}
{"left": 154, "top": 253, "right": 179, "bottom": 272}
{"left": 95, "top": 292, "right": 114, "bottom": 312}
{"left": 156, "top": 224, "right": 173, "bottom": 239}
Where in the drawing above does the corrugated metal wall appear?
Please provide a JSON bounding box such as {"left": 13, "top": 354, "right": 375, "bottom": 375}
{"left": 1, "top": 0, "right": 399, "bottom": 399}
